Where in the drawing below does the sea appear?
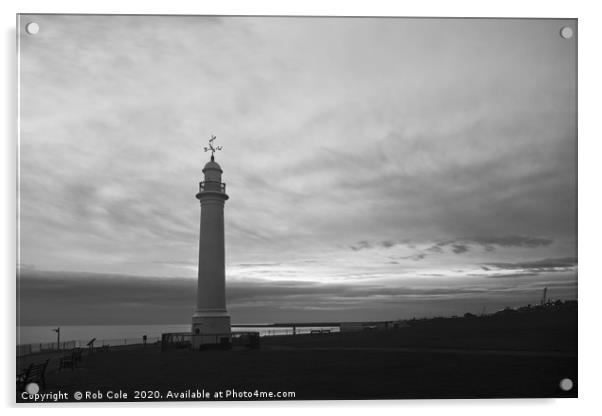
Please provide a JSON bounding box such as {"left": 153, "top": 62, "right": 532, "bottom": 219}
{"left": 17, "top": 324, "right": 340, "bottom": 347}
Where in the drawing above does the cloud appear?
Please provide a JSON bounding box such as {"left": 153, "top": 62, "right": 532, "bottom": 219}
{"left": 426, "top": 245, "right": 444, "bottom": 254}
{"left": 234, "top": 262, "right": 282, "bottom": 268}
{"left": 350, "top": 241, "right": 371, "bottom": 251}
{"left": 380, "top": 240, "right": 396, "bottom": 248}
{"left": 350, "top": 240, "right": 404, "bottom": 251}
{"left": 152, "top": 260, "right": 197, "bottom": 268}
{"left": 17, "top": 270, "right": 196, "bottom": 325}
{"left": 482, "top": 273, "right": 540, "bottom": 279}
{"left": 398, "top": 253, "right": 427, "bottom": 261}
{"left": 17, "top": 16, "right": 577, "bottom": 324}
{"left": 20, "top": 17, "right": 576, "bottom": 276}
{"left": 417, "top": 235, "right": 555, "bottom": 256}
{"left": 485, "top": 257, "right": 577, "bottom": 271}
{"left": 451, "top": 244, "right": 469, "bottom": 254}
{"left": 351, "top": 234, "right": 550, "bottom": 255}
{"left": 466, "top": 235, "right": 554, "bottom": 248}
{"left": 18, "top": 266, "right": 578, "bottom": 326}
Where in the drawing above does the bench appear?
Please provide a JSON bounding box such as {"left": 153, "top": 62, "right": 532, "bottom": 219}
{"left": 17, "top": 359, "right": 49, "bottom": 391}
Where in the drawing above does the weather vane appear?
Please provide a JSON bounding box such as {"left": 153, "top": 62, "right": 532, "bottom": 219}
{"left": 204, "top": 135, "right": 223, "bottom": 160}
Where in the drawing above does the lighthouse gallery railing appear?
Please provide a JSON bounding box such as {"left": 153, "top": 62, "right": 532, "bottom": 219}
{"left": 199, "top": 181, "right": 226, "bottom": 193}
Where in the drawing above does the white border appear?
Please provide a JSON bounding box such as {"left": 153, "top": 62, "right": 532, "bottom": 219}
{"left": 3, "top": 1, "right": 600, "bottom": 415}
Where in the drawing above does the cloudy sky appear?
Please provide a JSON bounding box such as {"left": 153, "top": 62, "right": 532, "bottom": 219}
{"left": 18, "top": 15, "right": 577, "bottom": 325}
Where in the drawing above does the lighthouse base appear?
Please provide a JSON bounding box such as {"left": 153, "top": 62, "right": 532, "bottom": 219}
{"left": 191, "top": 313, "right": 231, "bottom": 349}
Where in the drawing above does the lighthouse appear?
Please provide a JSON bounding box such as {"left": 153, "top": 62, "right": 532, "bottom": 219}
{"left": 192, "top": 136, "right": 230, "bottom": 348}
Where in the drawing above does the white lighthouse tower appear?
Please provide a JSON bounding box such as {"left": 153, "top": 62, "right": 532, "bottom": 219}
{"left": 192, "top": 136, "right": 230, "bottom": 348}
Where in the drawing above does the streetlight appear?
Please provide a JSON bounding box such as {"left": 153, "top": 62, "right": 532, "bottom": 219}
{"left": 52, "top": 327, "right": 60, "bottom": 350}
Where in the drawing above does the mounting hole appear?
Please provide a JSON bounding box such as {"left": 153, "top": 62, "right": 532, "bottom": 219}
{"left": 560, "top": 26, "right": 573, "bottom": 39}
{"left": 25, "top": 22, "right": 40, "bottom": 35}
{"left": 559, "top": 378, "right": 573, "bottom": 391}
{"left": 25, "top": 382, "right": 39, "bottom": 394}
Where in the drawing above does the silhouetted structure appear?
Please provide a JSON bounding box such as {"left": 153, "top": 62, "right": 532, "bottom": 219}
{"left": 191, "top": 137, "right": 230, "bottom": 348}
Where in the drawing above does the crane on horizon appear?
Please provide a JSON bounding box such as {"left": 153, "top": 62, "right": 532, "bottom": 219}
{"left": 540, "top": 287, "right": 548, "bottom": 306}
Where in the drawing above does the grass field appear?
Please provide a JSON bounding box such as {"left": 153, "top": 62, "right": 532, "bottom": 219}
{"left": 17, "top": 302, "right": 577, "bottom": 402}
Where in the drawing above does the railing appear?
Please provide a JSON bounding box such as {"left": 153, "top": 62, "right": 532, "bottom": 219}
{"left": 199, "top": 181, "right": 226, "bottom": 193}
{"left": 17, "top": 341, "right": 77, "bottom": 356}
{"left": 90, "top": 337, "right": 161, "bottom": 347}
{"left": 17, "top": 326, "right": 339, "bottom": 357}
{"left": 161, "top": 332, "right": 260, "bottom": 351}
{"left": 17, "top": 337, "right": 161, "bottom": 357}
{"left": 161, "top": 333, "right": 191, "bottom": 351}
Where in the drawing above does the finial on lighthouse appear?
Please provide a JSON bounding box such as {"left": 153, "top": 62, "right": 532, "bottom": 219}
{"left": 203, "top": 135, "right": 223, "bottom": 161}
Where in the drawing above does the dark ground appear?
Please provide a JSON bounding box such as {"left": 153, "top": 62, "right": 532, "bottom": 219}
{"left": 17, "top": 302, "right": 577, "bottom": 402}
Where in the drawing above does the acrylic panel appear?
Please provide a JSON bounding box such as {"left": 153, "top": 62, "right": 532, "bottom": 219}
{"left": 17, "top": 15, "right": 577, "bottom": 402}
